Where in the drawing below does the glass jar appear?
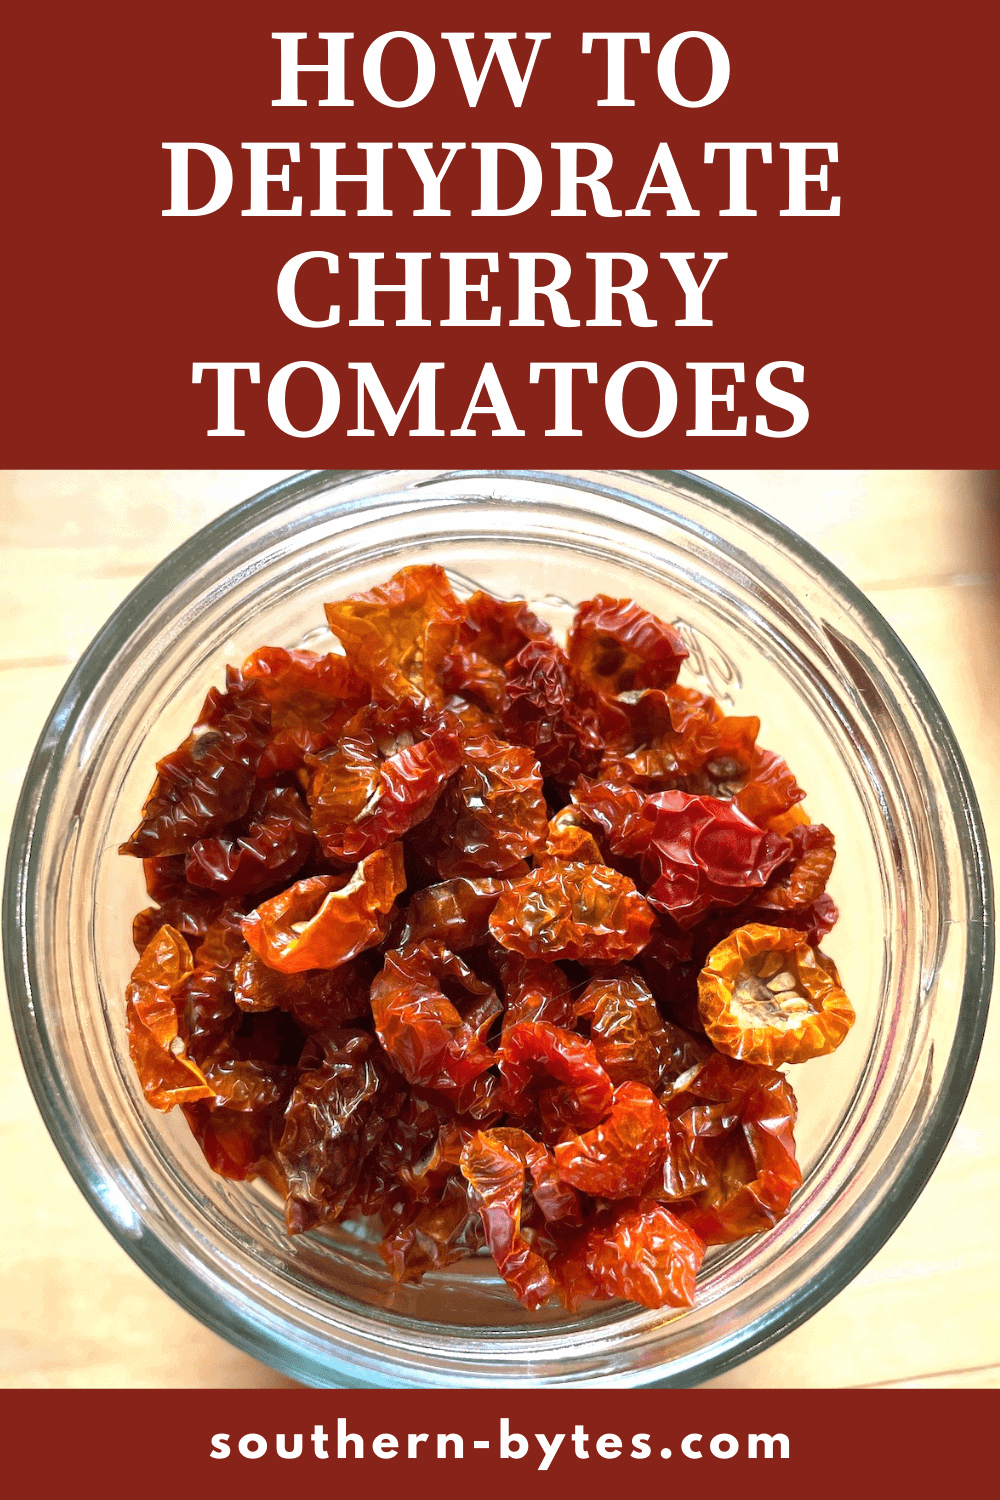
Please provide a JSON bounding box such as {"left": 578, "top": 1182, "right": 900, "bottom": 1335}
{"left": 3, "top": 469, "right": 992, "bottom": 1387}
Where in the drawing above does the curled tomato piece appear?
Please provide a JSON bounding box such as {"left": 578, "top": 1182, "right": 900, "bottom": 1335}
{"left": 379, "top": 1175, "right": 484, "bottom": 1283}
{"left": 756, "top": 823, "right": 836, "bottom": 913}
{"left": 571, "top": 774, "right": 648, "bottom": 854}
{"left": 666, "top": 1053, "right": 801, "bottom": 1243}
{"left": 309, "top": 707, "right": 463, "bottom": 862}
{"left": 184, "top": 782, "right": 314, "bottom": 896}
{"left": 233, "top": 951, "right": 371, "bottom": 1030}
{"left": 277, "top": 1030, "right": 402, "bottom": 1232}
{"left": 241, "top": 843, "right": 406, "bottom": 973}
{"left": 242, "top": 646, "right": 369, "bottom": 776}
{"left": 567, "top": 595, "right": 688, "bottom": 696}
{"left": 634, "top": 791, "right": 791, "bottom": 929}
{"left": 430, "top": 733, "right": 547, "bottom": 877}
{"left": 497, "top": 950, "right": 576, "bottom": 1033}
{"left": 501, "top": 640, "right": 603, "bottom": 784}
{"left": 179, "top": 903, "right": 247, "bottom": 1061}
{"left": 460, "top": 591, "right": 553, "bottom": 666}
{"left": 554, "top": 1082, "right": 669, "bottom": 1198}
{"left": 585, "top": 1201, "right": 705, "bottom": 1309}
{"left": 499, "top": 1021, "right": 613, "bottom": 1133}
{"left": 126, "top": 925, "right": 214, "bottom": 1110}
{"left": 370, "top": 941, "right": 497, "bottom": 1100}
{"left": 350, "top": 1092, "right": 452, "bottom": 1219}
{"left": 577, "top": 968, "right": 705, "bottom": 1089}
{"left": 324, "top": 564, "right": 464, "bottom": 705}
{"left": 182, "top": 1094, "right": 285, "bottom": 1182}
{"left": 401, "top": 876, "right": 510, "bottom": 951}
{"left": 544, "top": 808, "right": 606, "bottom": 865}
{"left": 460, "top": 1129, "right": 556, "bottom": 1309}
{"left": 698, "top": 922, "right": 855, "bottom": 1066}
{"left": 120, "top": 668, "right": 270, "bottom": 858}
{"left": 489, "top": 861, "right": 655, "bottom": 964}
{"left": 133, "top": 855, "right": 224, "bottom": 954}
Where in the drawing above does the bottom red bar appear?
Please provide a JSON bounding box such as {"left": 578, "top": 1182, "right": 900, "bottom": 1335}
{"left": 3, "top": 1387, "right": 994, "bottom": 1498}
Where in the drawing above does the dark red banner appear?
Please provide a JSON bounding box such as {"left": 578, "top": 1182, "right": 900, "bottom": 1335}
{"left": 4, "top": 0, "right": 997, "bottom": 464}
{"left": 3, "top": 1388, "right": 994, "bottom": 1499}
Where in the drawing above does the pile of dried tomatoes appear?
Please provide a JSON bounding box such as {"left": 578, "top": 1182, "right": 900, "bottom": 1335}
{"left": 121, "top": 565, "right": 854, "bottom": 1313}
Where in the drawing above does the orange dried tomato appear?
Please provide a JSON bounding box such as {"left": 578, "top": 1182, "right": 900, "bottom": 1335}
{"left": 241, "top": 844, "right": 406, "bottom": 973}
{"left": 698, "top": 922, "right": 855, "bottom": 1066}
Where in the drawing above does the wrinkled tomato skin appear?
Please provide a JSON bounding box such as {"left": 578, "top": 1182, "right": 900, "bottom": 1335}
{"left": 489, "top": 861, "right": 655, "bottom": 964}
{"left": 120, "top": 669, "right": 270, "bottom": 859}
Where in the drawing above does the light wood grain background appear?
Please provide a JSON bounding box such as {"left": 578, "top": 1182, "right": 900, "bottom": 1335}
{"left": 1, "top": 469, "right": 996, "bottom": 1389}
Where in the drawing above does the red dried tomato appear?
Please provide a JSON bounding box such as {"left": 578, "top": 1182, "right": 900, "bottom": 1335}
{"left": 242, "top": 646, "right": 369, "bottom": 776}
{"left": 324, "top": 563, "right": 464, "bottom": 705}
{"left": 665, "top": 1053, "right": 802, "bottom": 1243}
{"left": 120, "top": 668, "right": 270, "bottom": 858}
{"left": 126, "top": 925, "right": 214, "bottom": 1110}
{"left": 568, "top": 595, "right": 688, "bottom": 696}
{"left": 277, "top": 1030, "right": 403, "bottom": 1233}
{"left": 460, "top": 1129, "right": 556, "bottom": 1309}
{"left": 501, "top": 640, "right": 603, "bottom": 784}
{"left": 583, "top": 1200, "right": 705, "bottom": 1309}
{"left": 632, "top": 791, "right": 791, "bottom": 928}
{"left": 429, "top": 732, "right": 547, "bottom": 877}
{"left": 554, "top": 1082, "right": 670, "bottom": 1197}
{"left": 489, "top": 861, "right": 655, "bottom": 963}
{"left": 499, "top": 1021, "right": 613, "bottom": 1134}
{"left": 184, "top": 782, "right": 314, "bottom": 896}
{"left": 370, "top": 941, "right": 497, "bottom": 1100}
{"left": 308, "top": 706, "right": 463, "bottom": 862}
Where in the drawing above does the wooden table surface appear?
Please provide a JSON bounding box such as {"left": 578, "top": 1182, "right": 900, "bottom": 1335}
{"left": 1, "top": 468, "right": 996, "bottom": 1390}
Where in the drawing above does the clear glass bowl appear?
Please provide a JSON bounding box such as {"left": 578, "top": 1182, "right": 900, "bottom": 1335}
{"left": 4, "top": 469, "right": 993, "bottom": 1388}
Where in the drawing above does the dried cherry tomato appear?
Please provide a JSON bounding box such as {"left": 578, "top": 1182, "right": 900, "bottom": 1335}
{"left": 460, "top": 591, "right": 553, "bottom": 666}
{"left": 184, "top": 782, "right": 314, "bottom": 896}
{"left": 568, "top": 596, "right": 688, "bottom": 696}
{"left": 120, "top": 668, "right": 270, "bottom": 858}
{"left": 632, "top": 791, "right": 791, "bottom": 928}
{"left": 698, "top": 922, "right": 855, "bottom": 1066}
{"left": 583, "top": 1200, "right": 705, "bottom": 1309}
{"left": 242, "top": 646, "right": 369, "bottom": 776}
{"left": 543, "top": 808, "right": 606, "bottom": 865}
{"left": 489, "top": 861, "right": 655, "bottom": 964}
{"left": 379, "top": 1175, "right": 484, "bottom": 1282}
{"left": 277, "top": 1030, "right": 403, "bottom": 1233}
{"left": 756, "top": 823, "right": 836, "bottom": 913}
{"left": 496, "top": 949, "right": 576, "bottom": 1033}
{"left": 499, "top": 1021, "right": 613, "bottom": 1134}
{"left": 307, "top": 703, "right": 462, "bottom": 861}
{"left": 234, "top": 950, "right": 371, "bottom": 1031}
{"left": 401, "top": 876, "right": 510, "bottom": 951}
{"left": 501, "top": 640, "right": 603, "bottom": 784}
{"left": 241, "top": 843, "right": 406, "bottom": 973}
{"left": 324, "top": 564, "right": 464, "bottom": 705}
{"left": 126, "top": 925, "right": 214, "bottom": 1110}
{"left": 577, "top": 968, "right": 706, "bottom": 1089}
{"left": 370, "top": 941, "right": 497, "bottom": 1100}
{"left": 665, "top": 1053, "right": 801, "bottom": 1243}
{"left": 554, "top": 1082, "right": 670, "bottom": 1198}
{"left": 459, "top": 1129, "right": 556, "bottom": 1309}
{"left": 429, "top": 733, "right": 547, "bottom": 877}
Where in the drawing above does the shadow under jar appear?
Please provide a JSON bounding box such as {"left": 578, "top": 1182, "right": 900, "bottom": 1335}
{"left": 4, "top": 469, "right": 993, "bottom": 1388}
